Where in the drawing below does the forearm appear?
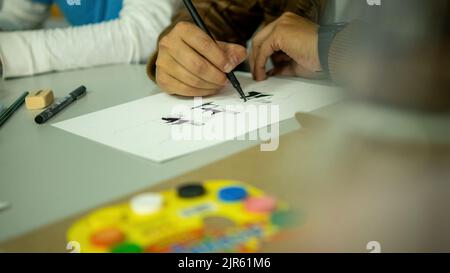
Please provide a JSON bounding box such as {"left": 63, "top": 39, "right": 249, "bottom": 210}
{"left": 0, "top": 0, "right": 179, "bottom": 78}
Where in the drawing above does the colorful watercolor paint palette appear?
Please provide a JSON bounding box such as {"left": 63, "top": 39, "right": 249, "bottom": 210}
{"left": 67, "top": 180, "right": 295, "bottom": 253}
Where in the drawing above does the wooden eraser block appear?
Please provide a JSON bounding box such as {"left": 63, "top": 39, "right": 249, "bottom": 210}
{"left": 25, "top": 89, "right": 54, "bottom": 110}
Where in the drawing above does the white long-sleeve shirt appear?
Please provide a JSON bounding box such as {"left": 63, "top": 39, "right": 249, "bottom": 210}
{"left": 0, "top": 0, "right": 181, "bottom": 78}
{"left": 0, "top": 0, "right": 50, "bottom": 30}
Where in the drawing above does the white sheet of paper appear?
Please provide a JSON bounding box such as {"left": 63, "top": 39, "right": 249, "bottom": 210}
{"left": 53, "top": 74, "right": 341, "bottom": 162}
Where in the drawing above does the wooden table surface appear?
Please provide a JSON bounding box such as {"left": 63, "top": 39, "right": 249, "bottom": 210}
{"left": 2, "top": 111, "right": 450, "bottom": 253}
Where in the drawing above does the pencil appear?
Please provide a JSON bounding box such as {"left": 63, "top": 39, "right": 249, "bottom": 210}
{"left": 0, "top": 91, "right": 29, "bottom": 128}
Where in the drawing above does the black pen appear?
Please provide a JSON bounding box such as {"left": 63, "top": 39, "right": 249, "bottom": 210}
{"left": 182, "top": 0, "right": 247, "bottom": 102}
{"left": 35, "top": 85, "right": 86, "bottom": 124}
{"left": 0, "top": 91, "right": 29, "bottom": 128}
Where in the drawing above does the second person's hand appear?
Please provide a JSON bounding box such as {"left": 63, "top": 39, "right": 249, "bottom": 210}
{"left": 249, "top": 12, "right": 323, "bottom": 81}
{"left": 155, "top": 21, "right": 247, "bottom": 97}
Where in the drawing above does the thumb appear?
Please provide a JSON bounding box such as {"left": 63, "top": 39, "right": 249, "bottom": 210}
{"left": 218, "top": 42, "right": 247, "bottom": 70}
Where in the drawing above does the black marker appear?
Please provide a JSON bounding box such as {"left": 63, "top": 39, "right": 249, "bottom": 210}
{"left": 35, "top": 86, "right": 86, "bottom": 124}
{"left": 182, "top": 0, "right": 247, "bottom": 102}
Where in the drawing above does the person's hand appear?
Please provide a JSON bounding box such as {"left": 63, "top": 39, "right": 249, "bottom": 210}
{"left": 250, "top": 12, "right": 323, "bottom": 81}
{"left": 155, "top": 21, "right": 247, "bottom": 97}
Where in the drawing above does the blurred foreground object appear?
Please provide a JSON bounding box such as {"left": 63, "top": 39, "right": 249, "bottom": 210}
{"left": 284, "top": 1, "right": 450, "bottom": 251}
{"left": 335, "top": 0, "right": 450, "bottom": 112}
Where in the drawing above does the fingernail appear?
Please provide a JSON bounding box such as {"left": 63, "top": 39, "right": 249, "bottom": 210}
{"left": 224, "top": 63, "right": 233, "bottom": 73}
